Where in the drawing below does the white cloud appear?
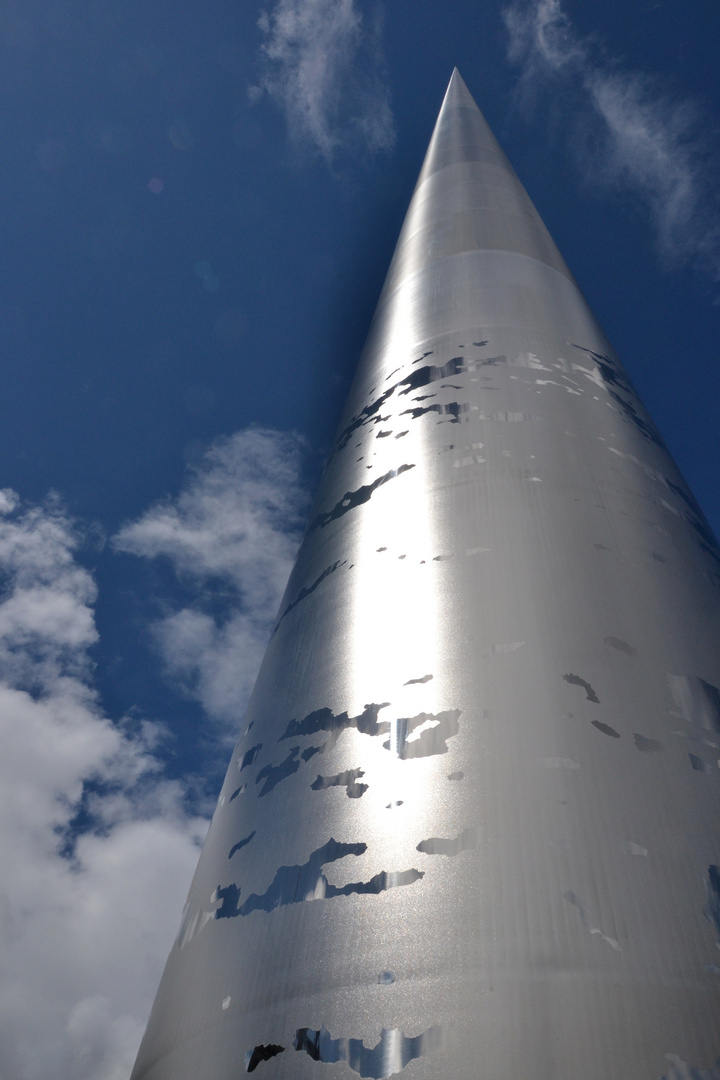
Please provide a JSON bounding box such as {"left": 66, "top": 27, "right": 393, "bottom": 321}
{"left": 256, "top": 0, "right": 395, "bottom": 161}
{"left": 0, "top": 492, "right": 207, "bottom": 1080}
{"left": 503, "top": 0, "right": 720, "bottom": 279}
{"left": 505, "top": 0, "right": 582, "bottom": 77}
{"left": 114, "top": 428, "right": 307, "bottom": 729}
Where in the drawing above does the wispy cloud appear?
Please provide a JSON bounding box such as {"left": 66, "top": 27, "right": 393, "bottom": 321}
{"left": 0, "top": 491, "right": 206, "bottom": 1080}
{"left": 114, "top": 428, "right": 307, "bottom": 729}
{"left": 503, "top": 0, "right": 720, "bottom": 279}
{"left": 255, "top": 0, "right": 395, "bottom": 162}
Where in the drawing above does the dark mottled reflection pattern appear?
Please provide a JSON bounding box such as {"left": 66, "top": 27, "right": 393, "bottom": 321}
{"left": 131, "top": 71, "right": 720, "bottom": 1080}
{"left": 292, "top": 1024, "right": 445, "bottom": 1078}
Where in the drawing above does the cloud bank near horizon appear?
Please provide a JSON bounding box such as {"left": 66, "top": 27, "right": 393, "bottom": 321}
{"left": 503, "top": 0, "right": 720, "bottom": 281}
{"left": 0, "top": 428, "right": 307, "bottom": 1078}
{"left": 254, "top": 0, "right": 395, "bottom": 162}
{"left": 0, "top": 491, "right": 207, "bottom": 1080}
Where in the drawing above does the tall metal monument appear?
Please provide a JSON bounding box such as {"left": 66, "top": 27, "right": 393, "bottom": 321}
{"left": 131, "top": 71, "right": 720, "bottom": 1080}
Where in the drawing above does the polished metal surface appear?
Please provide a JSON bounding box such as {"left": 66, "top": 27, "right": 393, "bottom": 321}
{"left": 131, "top": 70, "right": 720, "bottom": 1080}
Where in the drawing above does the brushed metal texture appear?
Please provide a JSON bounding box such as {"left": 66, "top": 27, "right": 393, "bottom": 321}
{"left": 131, "top": 70, "right": 720, "bottom": 1080}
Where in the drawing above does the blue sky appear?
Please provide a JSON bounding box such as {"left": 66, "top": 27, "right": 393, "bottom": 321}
{"left": 0, "top": 1, "right": 718, "bottom": 1076}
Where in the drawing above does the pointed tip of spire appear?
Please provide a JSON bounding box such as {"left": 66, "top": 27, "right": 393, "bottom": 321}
{"left": 443, "top": 67, "right": 480, "bottom": 113}
{"left": 413, "top": 65, "right": 513, "bottom": 192}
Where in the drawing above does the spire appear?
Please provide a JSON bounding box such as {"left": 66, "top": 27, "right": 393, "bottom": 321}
{"left": 131, "top": 72, "right": 720, "bottom": 1080}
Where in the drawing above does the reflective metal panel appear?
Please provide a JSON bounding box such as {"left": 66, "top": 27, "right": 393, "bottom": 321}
{"left": 131, "top": 70, "right": 720, "bottom": 1080}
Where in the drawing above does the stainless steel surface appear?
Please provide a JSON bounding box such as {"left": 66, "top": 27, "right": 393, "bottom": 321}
{"left": 131, "top": 70, "right": 720, "bottom": 1080}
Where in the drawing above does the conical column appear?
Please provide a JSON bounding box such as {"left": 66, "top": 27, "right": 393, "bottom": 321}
{"left": 131, "top": 70, "right": 720, "bottom": 1080}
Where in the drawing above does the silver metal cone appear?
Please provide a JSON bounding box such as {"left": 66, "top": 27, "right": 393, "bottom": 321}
{"left": 131, "top": 70, "right": 720, "bottom": 1080}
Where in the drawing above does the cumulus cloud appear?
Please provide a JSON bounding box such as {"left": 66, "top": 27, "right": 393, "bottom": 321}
{"left": 0, "top": 431, "right": 306, "bottom": 1076}
{"left": 255, "top": 0, "right": 395, "bottom": 161}
{"left": 503, "top": 0, "right": 720, "bottom": 279}
{"left": 0, "top": 491, "right": 207, "bottom": 1080}
{"left": 114, "top": 428, "right": 307, "bottom": 730}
